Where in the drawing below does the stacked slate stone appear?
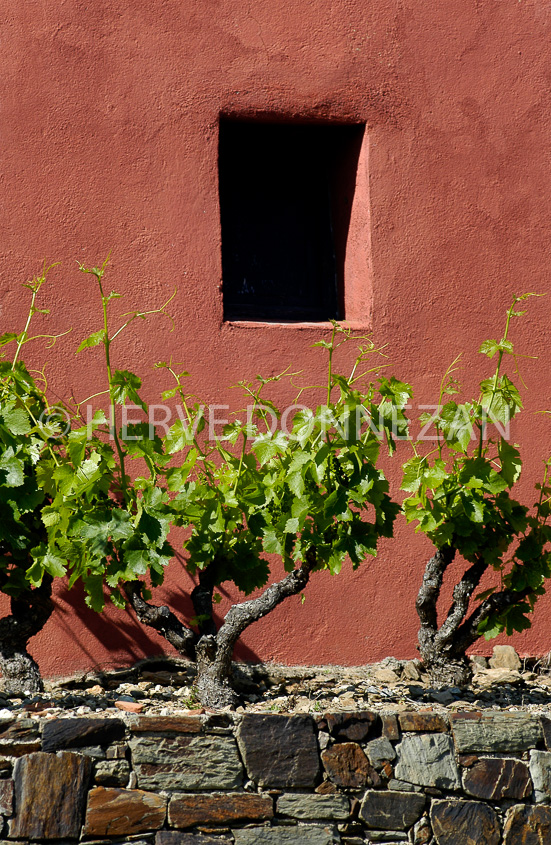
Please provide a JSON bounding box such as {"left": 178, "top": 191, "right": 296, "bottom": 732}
{"left": 0, "top": 709, "right": 548, "bottom": 843}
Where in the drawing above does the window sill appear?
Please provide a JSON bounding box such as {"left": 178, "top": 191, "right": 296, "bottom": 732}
{"left": 224, "top": 320, "right": 372, "bottom": 331}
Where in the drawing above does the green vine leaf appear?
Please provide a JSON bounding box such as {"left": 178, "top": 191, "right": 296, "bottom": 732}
{"left": 76, "top": 329, "right": 106, "bottom": 353}
{"left": 111, "top": 370, "right": 147, "bottom": 411}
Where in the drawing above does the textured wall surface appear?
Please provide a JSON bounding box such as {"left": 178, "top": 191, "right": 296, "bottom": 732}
{"left": 0, "top": 709, "right": 548, "bottom": 843}
{"left": 1, "top": 1, "right": 551, "bottom": 674}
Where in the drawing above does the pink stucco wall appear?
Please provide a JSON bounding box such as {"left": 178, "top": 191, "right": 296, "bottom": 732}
{"left": 1, "top": 0, "right": 551, "bottom": 676}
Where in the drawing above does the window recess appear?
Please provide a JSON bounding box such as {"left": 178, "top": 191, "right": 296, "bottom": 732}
{"left": 219, "top": 120, "right": 365, "bottom": 323}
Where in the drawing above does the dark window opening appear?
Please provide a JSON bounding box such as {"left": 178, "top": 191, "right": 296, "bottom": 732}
{"left": 219, "top": 120, "right": 365, "bottom": 322}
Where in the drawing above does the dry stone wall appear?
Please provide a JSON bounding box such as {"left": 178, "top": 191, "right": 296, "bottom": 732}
{"left": 0, "top": 709, "right": 549, "bottom": 843}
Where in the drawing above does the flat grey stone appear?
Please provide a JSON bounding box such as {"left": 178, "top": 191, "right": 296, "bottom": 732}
{"left": 387, "top": 779, "right": 422, "bottom": 792}
{"left": 366, "top": 737, "right": 396, "bottom": 768}
{"left": 530, "top": 750, "right": 551, "bottom": 802}
{"left": 94, "top": 758, "right": 130, "bottom": 787}
{"left": 365, "top": 833, "right": 407, "bottom": 842}
{"left": 237, "top": 714, "right": 320, "bottom": 788}
{"left": 157, "top": 834, "right": 225, "bottom": 845}
{"left": 394, "top": 734, "right": 460, "bottom": 789}
{"left": 451, "top": 712, "right": 542, "bottom": 753}
{"left": 66, "top": 744, "right": 105, "bottom": 758}
{"left": 277, "top": 793, "right": 350, "bottom": 820}
{"left": 130, "top": 734, "right": 243, "bottom": 790}
{"left": 359, "top": 790, "right": 425, "bottom": 830}
{"left": 233, "top": 824, "right": 334, "bottom": 844}
{"left": 0, "top": 779, "right": 13, "bottom": 816}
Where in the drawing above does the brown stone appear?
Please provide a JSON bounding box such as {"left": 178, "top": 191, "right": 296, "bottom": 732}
{"left": 9, "top": 751, "right": 92, "bottom": 839}
{"left": 430, "top": 799, "right": 500, "bottom": 845}
{"left": 413, "top": 817, "right": 433, "bottom": 845}
{"left": 323, "top": 711, "right": 378, "bottom": 742}
{"left": 83, "top": 786, "right": 167, "bottom": 836}
{"left": 196, "top": 827, "right": 231, "bottom": 835}
{"left": 0, "top": 721, "right": 39, "bottom": 741}
{"left": 237, "top": 715, "right": 320, "bottom": 788}
{"left": 0, "top": 780, "right": 13, "bottom": 816}
{"left": 458, "top": 755, "right": 478, "bottom": 767}
{"left": 41, "top": 717, "right": 125, "bottom": 752}
{"left": 381, "top": 714, "right": 400, "bottom": 741}
{"left": 503, "top": 804, "right": 551, "bottom": 844}
{"left": 168, "top": 792, "right": 273, "bottom": 828}
{"left": 321, "top": 742, "right": 380, "bottom": 789}
{"left": 315, "top": 780, "right": 338, "bottom": 794}
{"left": 0, "top": 741, "right": 41, "bottom": 757}
{"left": 398, "top": 712, "right": 447, "bottom": 732}
{"left": 129, "top": 715, "right": 203, "bottom": 733}
{"left": 381, "top": 761, "right": 393, "bottom": 778}
{"left": 450, "top": 711, "right": 482, "bottom": 720}
{"left": 463, "top": 757, "right": 532, "bottom": 801}
{"left": 115, "top": 700, "right": 144, "bottom": 713}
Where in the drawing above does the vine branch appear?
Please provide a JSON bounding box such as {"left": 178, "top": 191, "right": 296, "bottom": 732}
{"left": 124, "top": 581, "right": 197, "bottom": 660}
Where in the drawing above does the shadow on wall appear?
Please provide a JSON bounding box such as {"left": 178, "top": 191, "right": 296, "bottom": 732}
{"left": 52, "top": 570, "right": 261, "bottom": 674}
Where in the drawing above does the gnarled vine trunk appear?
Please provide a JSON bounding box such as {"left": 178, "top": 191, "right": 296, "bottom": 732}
{"left": 416, "top": 545, "right": 476, "bottom": 686}
{"left": 416, "top": 645, "right": 472, "bottom": 688}
{"left": 416, "top": 544, "right": 532, "bottom": 687}
{"left": 194, "top": 634, "right": 237, "bottom": 708}
{"left": 194, "top": 557, "right": 315, "bottom": 707}
{"left": 126, "top": 552, "right": 316, "bottom": 708}
{"left": 0, "top": 576, "right": 54, "bottom": 695}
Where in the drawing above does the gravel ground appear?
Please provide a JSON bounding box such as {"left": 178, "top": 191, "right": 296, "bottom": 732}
{"left": 2, "top": 649, "right": 551, "bottom": 722}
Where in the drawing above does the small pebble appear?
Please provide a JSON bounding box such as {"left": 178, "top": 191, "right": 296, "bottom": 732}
{"left": 115, "top": 700, "right": 144, "bottom": 713}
